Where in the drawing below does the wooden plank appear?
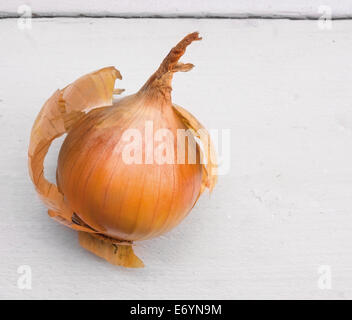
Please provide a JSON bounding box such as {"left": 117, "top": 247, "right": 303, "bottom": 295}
{"left": 1, "top": 18, "right": 352, "bottom": 299}
{"left": 1, "top": 0, "right": 352, "bottom": 18}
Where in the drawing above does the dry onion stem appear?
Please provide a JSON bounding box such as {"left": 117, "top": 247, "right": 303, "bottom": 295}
{"left": 28, "top": 32, "right": 217, "bottom": 268}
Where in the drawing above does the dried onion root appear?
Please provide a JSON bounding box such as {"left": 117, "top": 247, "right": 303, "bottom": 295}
{"left": 28, "top": 32, "right": 217, "bottom": 268}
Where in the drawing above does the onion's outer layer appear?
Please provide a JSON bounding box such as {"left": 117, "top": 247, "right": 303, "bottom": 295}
{"left": 56, "top": 94, "right": 203, "bottom": 241}
{"left": 28, "top": 32, "right": 217, "bottom": 268}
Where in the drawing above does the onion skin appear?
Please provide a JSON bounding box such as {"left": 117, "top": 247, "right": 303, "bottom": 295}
{"left": 28, "top": 32, "right": 217, "bottom": 267}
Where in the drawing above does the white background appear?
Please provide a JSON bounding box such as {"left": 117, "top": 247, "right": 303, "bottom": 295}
{"left": 1, "top": 3, "right": 352, "bottom": 300}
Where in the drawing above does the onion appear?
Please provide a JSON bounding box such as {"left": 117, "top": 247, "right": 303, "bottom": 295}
{"left": 28, "top": 32, "right": 217, "bottom": 268}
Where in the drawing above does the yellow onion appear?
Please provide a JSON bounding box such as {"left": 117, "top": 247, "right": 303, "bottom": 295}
{"left": 28, "top": 32, "right": 217, "bottom": 268}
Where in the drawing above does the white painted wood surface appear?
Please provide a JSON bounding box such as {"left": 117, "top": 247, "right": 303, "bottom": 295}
{"left": 1, "top": 17, "right": 352, "bottom": 299}
{"left": 1, "top": 0, "right": 352, "bottom": 18}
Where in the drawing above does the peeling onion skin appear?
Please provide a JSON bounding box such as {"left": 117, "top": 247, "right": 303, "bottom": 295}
{"left": 28, "top": 32, "right": 217, "bottom": 267}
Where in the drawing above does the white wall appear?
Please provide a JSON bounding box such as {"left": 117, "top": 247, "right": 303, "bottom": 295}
{"left": 1, "top": 0, "right": 352, "bottom": 18}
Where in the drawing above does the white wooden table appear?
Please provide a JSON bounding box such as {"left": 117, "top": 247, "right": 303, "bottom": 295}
{"left": 1, "top": 17, "right": 352, "bottom": 299}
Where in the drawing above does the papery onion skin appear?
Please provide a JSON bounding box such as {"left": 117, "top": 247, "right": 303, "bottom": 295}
{"left": 57, "top": 93, "right": 203, "bottom": 241}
